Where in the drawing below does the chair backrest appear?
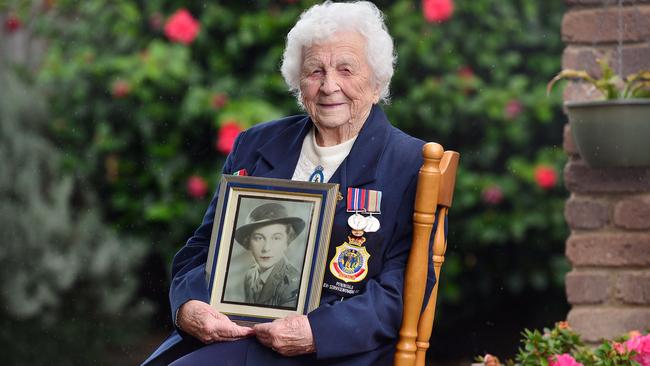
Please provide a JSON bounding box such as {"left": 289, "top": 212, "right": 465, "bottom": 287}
{"left": 394, "top": 142, "right": 460, "bottom": 366}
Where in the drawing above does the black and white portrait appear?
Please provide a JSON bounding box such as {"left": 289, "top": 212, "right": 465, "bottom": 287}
{"left": 222, "top": 197, "right": 314, "bottom": 309}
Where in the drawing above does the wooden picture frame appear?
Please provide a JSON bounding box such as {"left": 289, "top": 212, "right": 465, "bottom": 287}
{"left": 205, "top": 175, "right": 338, "bottom": 325}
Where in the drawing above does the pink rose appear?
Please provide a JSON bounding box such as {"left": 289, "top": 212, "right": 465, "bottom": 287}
{"left": 216, "top": 121, "right": 243, "bottom": 155}
{"left": 557, "top": 321, "right": 570, "bottom": 330}
{"left": 534, "top": 165, "right": 557, "bottom": 190}
{"left": 504, "top": 99, "right": 523, "bottom": 120}
{"left": 187, "top": 175, "right": 208, "bottom": 199}
{"left": 4, "top": 15, "right": 22, "bottom": 33}
{"left": 483, "top": 354, "right": 501, "bottom": 366}
{"left": 626, "top": 334, "right": 650, "bottom": 366}
{"left": 422, "top": 0, "right": 454, "bottom": 23}
{"left": 549, "top": 354, "right": 583, "bottom": 366}
{"left": 211, "top": 93, "right": 229, "bottom": 109}
{"left": 164, "top": 9, "right": 200, "bottom": 45}
{"left": 149, "top": 12, "right": 164, "bottom": 31}
{"left": 457, "top": 66, "right": 474, "bottom": 80}
{"left": 613, "top": 341, "right": 626, "bottom": 355}
{"left": 482, "top": 185, "right": 504, "bottom": 205}
{"left": 111, "top": 80, "right": 131, "bottom": 99}
{"left": 630, "top": 331, "right": 643, "bottom": 339}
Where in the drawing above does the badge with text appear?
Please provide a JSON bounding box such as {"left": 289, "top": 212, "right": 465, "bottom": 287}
{"left": 322, "top": 224, "right": 383, "bottom": 298}
{"left": 328, "top": 235, "right": 371, "bottom": 283}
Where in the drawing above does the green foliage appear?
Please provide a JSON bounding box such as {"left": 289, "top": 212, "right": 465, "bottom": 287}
{"left": 26, "top": 0, "right": 569, "bottom": 358}
{"left": 477, "top": 323, "right": 646, "bottom": 366}
{"left": 515, "top": 326, "right": 583, "bottom": 366}
{"left": 0, "top": 66, "right": 150, "bottom": 364}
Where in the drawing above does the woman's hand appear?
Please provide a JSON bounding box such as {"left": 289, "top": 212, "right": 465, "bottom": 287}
{"left": 253, "top": 314, "right": 316, "bottom": 356}
{"left": 177, "top": 300, "right": 254, "bottom": 344}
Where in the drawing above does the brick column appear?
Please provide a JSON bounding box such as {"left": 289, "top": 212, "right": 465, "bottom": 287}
{"left": 562, "top": 0, "right": 650, "bottom": 342}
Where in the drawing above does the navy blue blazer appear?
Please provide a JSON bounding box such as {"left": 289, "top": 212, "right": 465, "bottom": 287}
{"left": 143, "top": 105, "right": 436, "bottom": 366}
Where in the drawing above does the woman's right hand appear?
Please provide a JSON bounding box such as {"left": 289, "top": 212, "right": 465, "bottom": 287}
{"left": 177, "top": 300, "right": 254, "bottom": 343}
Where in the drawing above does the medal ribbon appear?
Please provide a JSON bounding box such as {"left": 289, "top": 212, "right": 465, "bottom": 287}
{"left": 346, "top": 187, "right": 381, "bottom": 214}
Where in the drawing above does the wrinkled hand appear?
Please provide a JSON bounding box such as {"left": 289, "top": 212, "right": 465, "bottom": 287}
{"left": 253, "top": 314, "right": 316, "bottom": 356}
{"left": 177, "top": 300, "right": 254, "bottom": 344}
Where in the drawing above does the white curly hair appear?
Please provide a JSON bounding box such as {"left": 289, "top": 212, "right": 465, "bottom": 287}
{"left": 280, "top": 1, "right": 396, "bottom": 105}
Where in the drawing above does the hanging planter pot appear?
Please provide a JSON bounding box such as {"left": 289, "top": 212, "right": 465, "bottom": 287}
{"left": 565, "top": 99, "right": 650, "bottom": 168}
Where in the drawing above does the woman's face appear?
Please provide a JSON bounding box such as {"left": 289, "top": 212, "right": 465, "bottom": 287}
{"left": 249, "top": 223, "right": 290, "bottom": 271}
{"left": 299, "top": 31, "right": 380, "bottom": 139}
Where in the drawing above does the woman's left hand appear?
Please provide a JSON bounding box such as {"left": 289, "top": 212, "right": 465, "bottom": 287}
{"left": 253, "top": 314, "right": 316, "bottom": 356}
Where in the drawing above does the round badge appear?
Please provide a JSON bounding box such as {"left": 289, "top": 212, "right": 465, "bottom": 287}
{"left": 309, "top": 168, "right": 324, "bottom": 183}
{"left": 337, "top": 248, "right": 365, "bottom": 275}
{"left": 364, "top": 215, "right": 381, "bottom": 232}
{"left": 347, "top": 213, "right": 368, "bottom": 230}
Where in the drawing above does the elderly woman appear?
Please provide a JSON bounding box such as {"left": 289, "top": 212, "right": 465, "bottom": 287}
{"left": 142, "top": 2, "right": 435, "bottom": 366}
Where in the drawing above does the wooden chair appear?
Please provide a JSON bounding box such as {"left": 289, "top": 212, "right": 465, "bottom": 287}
{"left": 394, "top": 143, "right": 460, "bottom": 366}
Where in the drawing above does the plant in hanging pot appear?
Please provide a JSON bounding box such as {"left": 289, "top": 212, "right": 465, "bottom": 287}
{"left": 547, "top": 59, "right": 650, "bottom": 168}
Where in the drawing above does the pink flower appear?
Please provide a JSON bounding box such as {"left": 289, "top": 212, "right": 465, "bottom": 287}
{"left": 534, "top": 165, "right": 557, "bottom": 189}
{"left": 483, "top": 354, "right": 501, "bottom": 366}
{"left": 422, "top": 0, "right": 454, "bottom": 23}
{"left": 111, "top": 80, "right": 131, "bottom": 99}
{"left": 149, "top": 12, "right": 164, "bottom": 31}
{"left": 482, "top": 185, "right": 504, "bottom": 205}
{"left": 457, "top": 66, "right": 474, "bottom": 80}
{"left": 626, "top": 334, "right": 650, "bottom": 366}
{"left": 504, "top": 99, "right": 523, "bottom": 120}
{"left": 211, "top": 93, "right": 229, "bottom": 109}
{"left": 457, "top": 66, "right": 476, "bottom": 94}
{"left": 216, "top": 121, "right": 242, "bottom": 155}
{"left": 164, "top": 9, "right": 200, "bottom": 45}
{"left": 187, "top": 175, "right": 208, "bottom": 199}
{"left": 549, "top": 354, "right": 583, "bottom": 366}
{"left": 557, "top": 321, "right": 570, "bottom": 330}
{"left": 630, "top": 330, "right": 643, "bottom": 339}
{"left": 613, "top": 341, "right": 627, "bottom": 355}
{"left": 4, "top": 15, "right": 22, "bottom": 33}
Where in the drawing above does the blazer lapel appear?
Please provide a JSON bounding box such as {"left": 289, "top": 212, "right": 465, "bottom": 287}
{"left": 252, "top": 117, "right": 312, "bottom": 179}
{"left": 329, "top": 105, "right": 391, "bottom": 188}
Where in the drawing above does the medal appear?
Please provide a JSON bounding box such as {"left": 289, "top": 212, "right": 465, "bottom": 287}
{"left": 347, "top": 213, "right": 368, "bottom": 231}
{"left": 364, "top": 215, "right": 380, "bottom": 232}
{"left": 309, "top": 165, "right": 324, "bottom": 182}
{"left": 346, "top": 187, "right": 382, "bottom": 232}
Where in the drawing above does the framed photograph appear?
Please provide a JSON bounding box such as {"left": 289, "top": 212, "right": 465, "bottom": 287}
{"left": 205, "top": 175, "right": 339, "bottom": 325}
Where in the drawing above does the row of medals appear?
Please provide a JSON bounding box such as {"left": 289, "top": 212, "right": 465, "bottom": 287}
{"left": 347, "top": 212, "right": 380, "bottom": 236}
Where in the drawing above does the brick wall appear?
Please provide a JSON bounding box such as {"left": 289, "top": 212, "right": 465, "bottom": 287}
{"left": 562, "top": 0, "right": 650, "bottom": 342}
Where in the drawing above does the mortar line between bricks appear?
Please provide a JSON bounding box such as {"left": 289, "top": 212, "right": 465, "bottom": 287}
{"left": 570, "top": 266, "right": 650, "bottom": 272}
{"left": 569, "top": 228, "right": 650, "bottom": 234}
{"left": 570, "top": 304, "right": 650, "bottom": 310}
{"left": 566, "top": 41, "right": 650, "bottom": 49}
{"left": 567, "top": 4, "right": 650, "bottom": 11}
{"left": 572, "top": 265, "right": 650, "bottom": 270}
{"left": 565, "top": 41, "right": 650, "bottom": 47}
